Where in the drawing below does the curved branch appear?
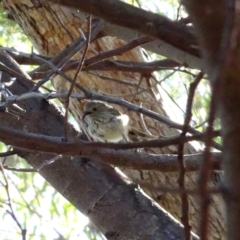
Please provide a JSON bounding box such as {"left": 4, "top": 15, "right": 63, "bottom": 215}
{"left": 49, "top": 0, "right": 202, "bottom": 69}
{"left": 0, "top": 124, "right": 221, "bottom": 172}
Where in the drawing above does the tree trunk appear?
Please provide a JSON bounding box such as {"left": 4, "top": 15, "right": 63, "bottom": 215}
{"left": 4, "top": 0, "right": 225, "bottom": 238}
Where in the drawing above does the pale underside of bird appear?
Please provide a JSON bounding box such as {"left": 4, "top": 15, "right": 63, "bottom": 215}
{"left": 82, "top": 101, "right": 157, "bottom": 143}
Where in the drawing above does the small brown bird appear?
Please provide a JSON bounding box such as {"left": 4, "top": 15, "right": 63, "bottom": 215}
{"left": 82, "top": 101, "right": 129, "bottom": 142}
{"left": 82, "top": 101, "right": 157, "bottom": 143}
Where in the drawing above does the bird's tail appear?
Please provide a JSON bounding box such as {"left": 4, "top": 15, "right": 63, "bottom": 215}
{"left": 128, "top": 127, "right": 160, "bottom": 142}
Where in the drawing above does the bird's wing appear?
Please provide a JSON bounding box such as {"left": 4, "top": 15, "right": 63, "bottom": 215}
{"left": 108, "top": 108, "right": 122, "bottom": 116}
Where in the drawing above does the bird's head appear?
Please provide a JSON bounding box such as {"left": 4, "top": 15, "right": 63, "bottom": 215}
{"left": 83, "top": 101, "right": 109, "bottom": 116}
{"left": 82, "top": 101, "right": 120, "bottom": 122}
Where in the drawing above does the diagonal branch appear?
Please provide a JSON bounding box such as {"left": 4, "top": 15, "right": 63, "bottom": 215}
{"left": 0, "top": 50, "right": 200, "bottom": 239}
{"left": 49, "top": 0, "right": 199, "bottom": 57}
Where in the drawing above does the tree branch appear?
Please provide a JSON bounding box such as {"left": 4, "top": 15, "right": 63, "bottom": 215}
{"left": 49, "top": 0, "right": 198, "bottom": 56}
{"left": 0, "top": 123, "right": 221, "bottom": 171}
{"left": 0, "top": 49, "right": 199, "bottom": 239}
{"left": 48, "top": 0, "right": 202, "bottom": 69}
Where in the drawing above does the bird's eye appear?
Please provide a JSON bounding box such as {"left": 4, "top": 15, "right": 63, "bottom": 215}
{"left": 93, "top": 107, "right": 97, "bottom": 111}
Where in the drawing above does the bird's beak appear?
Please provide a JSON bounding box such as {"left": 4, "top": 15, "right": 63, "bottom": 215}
{"left": 82, "top": 111, "right": 91, "bottom": 125}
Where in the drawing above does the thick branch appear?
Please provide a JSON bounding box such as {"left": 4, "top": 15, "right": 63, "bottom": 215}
{"left": 50, "top": 0, "right": 198, "bottom": 56}
{"left": 0, "top": 50, "right": 199, "bottom": 239}
{"left": 0, "top": 122, "right": 220, "bottom": 153}
{"left": 48, "top": 0, "right": 202, "bottom": 69}
{"left": 0, "top": 124, "right": 221, "bottom": 171}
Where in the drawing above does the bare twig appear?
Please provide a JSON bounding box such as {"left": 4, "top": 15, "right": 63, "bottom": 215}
{"left": 139, "top": 182, "right": 222, "bottom": 196}
{"left": 177, "top": 71, "right": 203, "bottom": 239}
{"left": 30, "top": 38, "right": 87, "bottom": 91}
{"left": 198, "top": 6, "right": 232, "bottom": 240}
{"left": 199, "top": 76, "right": 217, "bottom": 240}
{"left": 30, "top": 19, "right": 102, "bottom": 92}
{"left": 78, "top": 92, "right": 222, "bottom": 150}
{"left": 35, "top": 155, "right": 63, "bottom": 171}
{"left": 50, "top": 7, "right": 74, "bottom": 41}
{"left": 82, "top": 59, "right": 180, "bottom": 73}
{"left": 0, "top": 124, "right": 220, "bottom": 160}
{"left": 0, "top": 163, "right": 27, "bottom": 240}
{"left": 3, "top": 166, "right": 37, "bottom": 172}
{"left": 0, "top": 90, "right": 222, "bottom": 151}
{"left": 88, "top": 71, "right": 147, "bottom": 90}
{"left": 0, "top": 62, "right": 31, "bottom": 82}
{"left": 28, "top": 59, "right": 180, "bottom": 80}
{"left": 84, "top": 36, "right": 153, "bottom": 66}
{"left": 64, "top": 15, "right": 92, "bottom": 140}
{"left": 0, "top": 150, "right": 17, "bottom": 157}
{"left": 131, "top": 74, "right": 144, "bottom": 102}
{"left": 0, "top": 46, "right": 183, "bottom": 74}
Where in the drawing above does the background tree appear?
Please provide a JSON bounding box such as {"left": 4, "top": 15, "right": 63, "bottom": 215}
{"left": 0, "top": 0, "right": 231, "bottom": 239}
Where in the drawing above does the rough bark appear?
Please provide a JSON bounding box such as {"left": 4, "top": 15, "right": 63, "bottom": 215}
{"left": 3, "top": 0, "right": 225, "bottom": 238}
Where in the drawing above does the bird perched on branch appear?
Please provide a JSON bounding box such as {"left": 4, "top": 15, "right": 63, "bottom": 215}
{"left": 82, "top": 101, "right": 157, "bottom": 143}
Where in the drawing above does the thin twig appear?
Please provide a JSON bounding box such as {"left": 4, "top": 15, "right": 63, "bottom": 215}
{"left": 35, "top": 155, "right": 63, "bottom": 171}
{"left": 30, "top": 38, "right": 87, "bottom": 92}
{"left": 199, "top": 80, "right": 217, "bottom": 240}
{"left": 198, "top": 4, "right": 232, "bottom": 239}
{"left": 30, "top": 19, "right": 102, "bottom": 92}
{"left": 88, "top": 71, "right": 147, "bottom": 90}
{"left": 0, "top": 89, "right": 222, "bottom": 150}
{"left": 131, "top": 74, "right": 144, "bottom": 102}
{"left": 50, "top": 7, "right": 74, "bottom": 41}
{"left": 3, "top": 166, "right": 37, "bottom": 172}
{"left": 177, "top": 71, "right": 203, "bottom": 240}
{"left": 0, "top": 62, "right": 31, "bottom": 82}
{"left": 84, "top": 36, "right": 153, "bottom": 66}
{"left": 29, "top": 58, "right": 181, "bottom": 79}
{"left": 139, "top": 182, "right": 222, "bottom": 196}
{"left": 0, "top": 163, "right": 27, "bottom": 240}
{"left": 82, "top": 59, "right": 180, "bottom": 73}
{"left": 139, "top": 102, "right": 153, "bottom": 136}
{"left": 64, "top": 15, "right": 92, "bottom": 140}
